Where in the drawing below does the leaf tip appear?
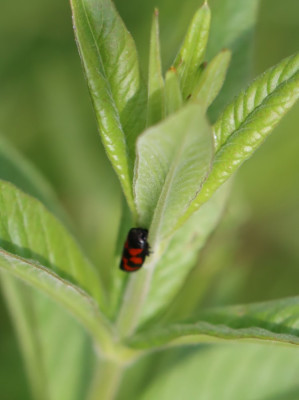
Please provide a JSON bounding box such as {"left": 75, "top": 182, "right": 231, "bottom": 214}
{"left": 201, "top": 0, "right": 210, "bottom": 12}
{"left": 220, "top": 48, "right": 232, "bottom": 64}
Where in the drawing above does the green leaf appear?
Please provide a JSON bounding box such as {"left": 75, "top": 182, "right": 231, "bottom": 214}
{"left": 107, "top": 197, "right": 132, "bottom": 319}
{"left": 130, "top": 297, "right": 299, "bottom": 349}
{"left": 191, "top": 49, "right": 231, "bottom": 110}
{"left": 214, "top": 53, "right": 299, "bottom": 150}
{"left": 0, "top": 178, "right": 112, "bottom": 349}
{"left": 1, "top": 274, "right": 49, "bottom": 400}
{"left": 0, "top": 140, "right": 97, "bottom": 400}
{"left": 117, "top": 105, "right": 213, "bottom": 338}
{"left": 0, "top": 248, "right": 111, "bottom": 349}
{"left": 164, "top": 67, "right": 183, "bottom": 116}
{"left": 207, "top": 0, "right": 259, "bottom": 120}
{"left": 1, "top": 275, "right": 94, "bottom": 400}
{"left": 0, "top": 179, "right": 115, "bottom": 358}
{"left": 135, "top": 104, "right": 213, "bottom": 245}
{"left": 139, "top": 344, "right": 299, "bottom": 400}
{"left": 174, "top": 2, "right": 211, "bottom": 99}
{"left": 70, "top": 0, "right": 146, "bottom": 213}
{"left": 179, "top": 53, "right": 299, "bottom": 223}
{"left": 139, "top": 182, "right": 230, "bottom": 325}
{"left": 134, "top": 104, "right": 214, "bottom": 247}
{"left": 147, "top": 9, "right": 165, "bottom": 127}
{"left": 0, "top": 180, "right": 105, "bottom": 306}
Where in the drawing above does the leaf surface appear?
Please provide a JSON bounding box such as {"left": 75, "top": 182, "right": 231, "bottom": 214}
{"left": 192, "top": 49, "right": 231, "bottom": 110}
{"left": 0, "top": 180, "right": 111, "bottom": 353}
{"left": 1, "top": 274, "right": 49, "bottom": 400}
{"left": 134, "top": 104, "right": 214, "bottom": 247}
{"left": 1, "top": 274, "right": 94, "bottom": 400}
{"left": 180, "top": 53, "right": 299, "bottom": 223}
{"left": 214, "top": 53, "right": 299, "bottom": 150}
{"left": 0, "top": 247, "right": 110, "bottom": 348}
{"left": 130, "top": 297, "right": 299, "bottom": 349}
{"left": 147, "top": 9, "right": 164, "bottom": 127}
{"left": 117, "top": 105, "right": 214, "bottom": 337}
{"left": 174, "top": 2, "right": 211, "bottom": 99}
{"left": 0, "top": 140, "right": 98, "bottom": 400}
{"left": 139, "top": 183, "right": 230, "bottom": 325}
{"left": 70, "top": 0, "right": 146, "bottom": 212}
{"left": 140, "top": 343, "right": 299, "bottom": 400}
{"left": 164, "top": 68, "right": 183, "bottom": 116}
{"left": 0, "top": 180, "right": 104, "bottom": 307}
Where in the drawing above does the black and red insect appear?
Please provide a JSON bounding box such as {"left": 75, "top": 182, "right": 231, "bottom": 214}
{"left": 120, "top": 228, "right": 150, "bottom": 272}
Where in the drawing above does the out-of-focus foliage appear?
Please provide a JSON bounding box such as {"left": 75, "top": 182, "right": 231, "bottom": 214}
{"left": 139, "top": 344, "right": 299, "bottom": 400}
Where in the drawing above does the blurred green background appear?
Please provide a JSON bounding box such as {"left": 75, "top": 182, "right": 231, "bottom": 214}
{"left": 0, "top": 0, "right": 298, "bottom": 398}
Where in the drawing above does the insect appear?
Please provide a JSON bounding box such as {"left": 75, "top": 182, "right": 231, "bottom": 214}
{"left": 120, "top": 228, "right": 150, "bottom": 272}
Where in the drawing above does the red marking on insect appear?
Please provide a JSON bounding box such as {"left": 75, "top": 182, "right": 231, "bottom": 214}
{"left": 130, "top": 256, "right": 143, "bottom": 264}
{"left": 129, "top": 248, "right": 143, "bottom": 256}
{"left": 120, "top": 228, "right": 150, "bottom": 273}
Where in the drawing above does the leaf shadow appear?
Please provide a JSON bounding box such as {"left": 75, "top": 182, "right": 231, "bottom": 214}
{"left": 0, "top": 239, "right": 88, "bottom": 293}
{"left": 197, "top": 307, "right": 299, "bottom": 341}
{"left": 259, "top": 385, "right": 299, "bottom": 400}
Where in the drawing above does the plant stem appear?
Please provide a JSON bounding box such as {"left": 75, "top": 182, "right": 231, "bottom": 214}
{"left": 116, "top": 259, "right": 156, "bottom": 338}
{"left": 88, "top": 358, "right": 123, "bottom": 400}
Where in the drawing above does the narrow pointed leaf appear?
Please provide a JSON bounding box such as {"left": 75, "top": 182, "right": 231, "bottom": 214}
{"left": 134, "top": 104, "right": 214, "bottom": 247}
{"left": 147, "top": 9, "right": 165, "bottom": 127}
{"left": 139, "top": 183, "right": 230, "bottom": 325}
{"left": 107, "top": 197, "right": 132, "bottom": 319}
{"left": 174, "top": 2, "right": 211, "bottom": 99}
{"left": 0, "top": 180, "right": 104, "bottom": 307}
{"left": 130, "top": 297, "right": 299, "bottom": 349}
{"left": 192, "top": 49, "right": 231, "bottom": 110}
{"left": 0, "top": 140, "right": 96, "bottom": 400}
{"left": 117, "top": 106, "right": 214, "bottom": 337}
{"left": 1, "top": 274, "right": 49, "bottom": 400}
{"left": 178, "top": 53, "right": 299, "bottom": 223}
{"left": 0, "top": 179, "right": 111, "bottom": 358}
{"left": 164, "top": 67, "right": 183, "bottom": 116}
{"left": 214, "top": 53, "right": 299, "bottom": 150}
{"left": 1, "top": 275, "right": 94, "bottom": 400}
{"left": 0, "top": 248, "right": 111, "bottom": 348}
{"left": 70, "top": 0, "right": 146, "bottom": 212}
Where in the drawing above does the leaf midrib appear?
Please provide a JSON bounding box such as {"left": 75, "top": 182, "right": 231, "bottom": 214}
{"left": 81, "top": 1, "right": 116, "bottom": 112}
{"left": 78, "top": 0, "right": 137, "bottom": 200}
{"left": 149, "top": 121, "right": 195, "bottom": 248}
{"left": 215, "top": 60, "right": 299, "bottom": 154}
{"left": 79, "top": 0, "right": 129, "bottom": 144}
{"left": 129, "top": 320, "right": 299, "bottom": 350}
{"left": 0, "top": 247, "right": 105, "bottom": 324}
